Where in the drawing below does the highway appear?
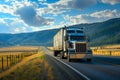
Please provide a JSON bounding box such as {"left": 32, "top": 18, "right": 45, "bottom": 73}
{"left": 43, "top": 47, "right": 120, "bottom": 80}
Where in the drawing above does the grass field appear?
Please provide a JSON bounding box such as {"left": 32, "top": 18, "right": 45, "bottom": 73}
{"left": 91, "top": 45, "right": 120, "bottom": 56}
{"left": 0, "top": 46, "right": 39, "bottom": 72}
{"left": 0, "top": 46, "right": 39, "bottom": 51}
{"left": 0, "top": 51, "right": 37, "bottom": 71}
{"left": 0, "top": 46, "right": 55, "bottom": 80}
{"left": 47, "top": 47, "right": 54, "bottom": 51}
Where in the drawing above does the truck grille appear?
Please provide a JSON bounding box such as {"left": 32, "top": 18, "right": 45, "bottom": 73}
{"left": 75, "top": 43, "right": 87, "bottom": 52}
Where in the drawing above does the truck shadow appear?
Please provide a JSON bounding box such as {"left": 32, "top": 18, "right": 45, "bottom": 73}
{"left": 70, "top": 59, "right": 120, "bottom": 66}
{"left": 70, "top": 59, "right": 93, "bottom": 64}
{"left": 56, "top": 54, "right": 120, "bottom": 66}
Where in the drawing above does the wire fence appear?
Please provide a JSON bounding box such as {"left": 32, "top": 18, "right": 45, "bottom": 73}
{"left": 0, "top": 50, "right": 38, "bottom": 72}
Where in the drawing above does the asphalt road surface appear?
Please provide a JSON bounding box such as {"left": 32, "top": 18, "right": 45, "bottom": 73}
{"left": 43, "top": 47, "right": 120, "bottom": 80}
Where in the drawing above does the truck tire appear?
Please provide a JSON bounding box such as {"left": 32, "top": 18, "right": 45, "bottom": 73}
{"left": 60, "top": 52, "right": 64, "bottom": 59}
{"left": 54, "top": 51, "right": 57, "bottom": 56}
{"left": 87, "top": 58, "right": 92, "bottom": 62}
{"left": 67, "top": 54, "right": 71, "bottom": 62}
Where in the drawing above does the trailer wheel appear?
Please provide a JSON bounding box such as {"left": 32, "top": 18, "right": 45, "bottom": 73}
{"left": 54, "top": 51, "right": 57, "bottom": 56}
{"left": 60, "top": 52, "right": 64, "bottom": 59}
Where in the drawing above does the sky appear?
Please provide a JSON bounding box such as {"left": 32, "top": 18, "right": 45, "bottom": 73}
{"left": 0, "top": 0, "right": 120, "bottom": 33}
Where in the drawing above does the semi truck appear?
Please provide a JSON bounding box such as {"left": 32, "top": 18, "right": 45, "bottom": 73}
{"left": 53, "top": 26, "right": 92, "bottom": 62}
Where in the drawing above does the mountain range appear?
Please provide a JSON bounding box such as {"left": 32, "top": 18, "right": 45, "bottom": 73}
{"left": 0, "top": 18, "right": 120, "bottom": 47}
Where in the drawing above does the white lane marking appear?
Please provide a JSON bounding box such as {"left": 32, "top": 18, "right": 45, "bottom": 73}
{"left": 47, "top": 54, "right": 90, "bottom": 80}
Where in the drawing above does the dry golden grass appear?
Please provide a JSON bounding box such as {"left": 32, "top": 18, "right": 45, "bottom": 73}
{"left": 0, "top": 61, "right": 10, "bottom": 69}
{"left": 92, "top": 45, "right": 120, "bottom": 56}
{"left": 47, "top": 47, "right": 54, "bottom": 51}
{"left": 0, "top": 46, "right": 39, "bottom": 51}
{"left": 0, "top": 48, "right": 55, "bottom": 80}
{"left": 0, "top": 51, "right": 38, "bottom": 71}
{"left": 0, "top": 46, "right": 39, "bottom": 77}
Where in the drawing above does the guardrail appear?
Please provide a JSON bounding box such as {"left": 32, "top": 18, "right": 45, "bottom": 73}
{"left": 92, "top": 49, "right": 120, "bottom": 56}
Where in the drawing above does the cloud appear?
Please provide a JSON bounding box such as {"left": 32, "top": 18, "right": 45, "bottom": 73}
{"left": 22, "top": 27, "right": 27, "bottom": 32}
{"left": 38, "top": 7, "right": 67, "bottom": 16}
{"left": 64, "top": 9, "right": 120, "bottom": 24}
{"left": 48, "top": 0, "right": 96, "bottom": 10}
{"left": 0, "top": 19, "right": 5, "bottom": 24}
{"left": 0, "top": 1, "right": 54, "bottom": 27}
{"left": 0, "top": 18, "right": 13, "bottom": 33}
{"left": 0, "top": 18, "right": 30, "bottom": 33}
{"left": 101, "top": 0, "right": 120, "bottom": 5}
{"left": 91, "top": 9, "right": 120, "bottom": 18}
{"left": 13, "top": 27, "right": 27, "bottom": 33}
{"left": 15, "top": 5, "right": 54, "bottom": 27}
{"left": 0, "top": 4, "right": 14, "bottom": 15}
{"left": 5, "top": 0, "right": 11, "bottom": 2}
{"left": 41, "top": 0, "right": 96, "bottom": 15}
{"left": 14, "top": 28, "right": 20, "bottom": 33}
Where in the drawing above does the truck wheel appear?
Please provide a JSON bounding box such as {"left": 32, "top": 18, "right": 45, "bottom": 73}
{"left": 87, "top": 58, "right": 92, "bottom": 62}
{"left": 54, "top": 51, "right": 57, "bottom": 56}
{"left": 67, "top": 54, "right": 71, "bottom": 62}
{"left": 60, "top": 52, "right": 64, "bottom": 59}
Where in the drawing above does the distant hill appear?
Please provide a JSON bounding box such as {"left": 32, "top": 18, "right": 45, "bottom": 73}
{"left": 0, "top": 29, "right": 59, "bottom": 47}
{"left": 0, "top": 18, "right": 120, "bottom": 47}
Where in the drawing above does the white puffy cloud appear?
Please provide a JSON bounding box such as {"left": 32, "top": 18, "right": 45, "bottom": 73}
{"left": 14, "top": 28, "right": 20, "bottom": 33}
{"left": 101, "top": 0, "right": 120, "bottom": 5}
{"left": 48, "top": 0, "right": 96, "bottom": 10}
{"left": 38, "top": 7, "right": 67, "bottom": 16}
{"left": 0, "top": 18, "right": 16, "bottom": 27}
{"left": 15, "top": 5, "right": 54, "bottom": 27}
{"left": 0, "top": 4, "right": 14, "bottom": 15}
{"left": 0, "top": 19, "right": 5, "bottom": 24}
{"left": 13, "top": 27, "right": 27, "bottom": 33}
{"left": 0, "top": 1, "right": 55, "bottom": 27}
{"left": 22, "top": 27, "right": 27, "bottom": 32}
{"left": 65, "top": 9, "right": 120, "bottom": 24}
{"left": 91, "top": 9, "right": 120, "bottom": 18}
{"left": 0, "top": 18, "right": 31, "bottom": 33}
{"left": 5, "top": 0, "right": 9, "bottom": 2}
{"left": 40, "top": 0, "right": 96, "bottom": 15}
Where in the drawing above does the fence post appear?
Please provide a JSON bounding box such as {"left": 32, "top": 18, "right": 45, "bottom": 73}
{"left": 2, "top": 56, "right": 4, "bottom": 70}
{"left": 14, "top": 55, "right": 15, "bottom": 64}
{"left": 7, "top": 55, "right": 9, "bottom": 68}
{"left": 21, "top": 53, "right": 22, "bottom": 60}
{"left": 9, "top": 55, "right": 11, "bottom": 66}
{"left": 10, "top": 55, "right": 11, "bottom": 65}
{"left": 18, "top": 55, "right": 19, "bottom": 62}
{"left": 16, "top": 55, "right": 18, "bottom": 63}
{"left": 15, "top": 55, "right": 17, "bottom": 64}
{"left": 13, "top": 55, "right": 15, "bottom": 65}
{"left": 12, "top": 55, "right": 13, "bottom": 65}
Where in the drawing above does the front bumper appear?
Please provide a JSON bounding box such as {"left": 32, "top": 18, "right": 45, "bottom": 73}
{"left": 69, "top": 53, "right": 92, "bottom": 59}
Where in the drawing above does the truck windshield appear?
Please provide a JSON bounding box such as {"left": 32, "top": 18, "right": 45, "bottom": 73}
{"left": 76, "top": 30, "right": 83, "bottom": 33}
{"left": 70, "top": 36, "right": 85, "bottom": 41}
{"left": 67, "top": 30, "right": 75, "bottom": 33}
